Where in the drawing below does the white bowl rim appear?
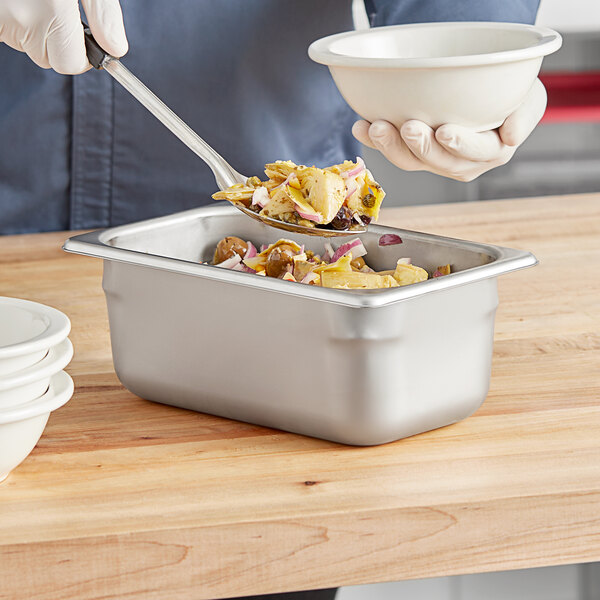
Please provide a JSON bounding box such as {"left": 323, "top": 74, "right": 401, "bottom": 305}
{"left": 0, "top": 370, "right": 74, "bottom": 424}
{"left": 308, "top": 21, "right": 562, "bottom": 69}
{"left": 0, "top": 297, "right": 71, "bottom": 360}
{"left": 0, "top": 338, "right": 73, "bottom": 391}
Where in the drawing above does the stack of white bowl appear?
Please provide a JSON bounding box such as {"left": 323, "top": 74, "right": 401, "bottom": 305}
{"left": 0, "top": 297, "right": 74, "bottom": 483}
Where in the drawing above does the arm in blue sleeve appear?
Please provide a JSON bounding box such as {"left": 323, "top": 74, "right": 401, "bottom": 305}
{"left": 370, "top": 0, "right": 541, "bottom": 27}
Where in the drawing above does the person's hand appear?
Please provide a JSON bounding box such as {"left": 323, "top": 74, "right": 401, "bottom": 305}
{"left": 352, "top": 78, "right": 547, "bottom": 182}
{"left": 0, "top": 0, "right": 128, "bottom": 74}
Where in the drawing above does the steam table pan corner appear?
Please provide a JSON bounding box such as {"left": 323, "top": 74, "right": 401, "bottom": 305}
{"left": 63, "top": 205, "right": 536, "bottom": 446}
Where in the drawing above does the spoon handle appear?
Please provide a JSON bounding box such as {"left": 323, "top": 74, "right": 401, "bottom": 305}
{"left": 82, "top": 23, "right": 246, "bottom": 191}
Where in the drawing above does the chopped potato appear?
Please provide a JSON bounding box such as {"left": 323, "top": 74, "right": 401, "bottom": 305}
{"left": 321, "top": 272, "right": 399, "bottom": 289}
{"left": 393, "top": 261, "right": 429, "bottom": 286}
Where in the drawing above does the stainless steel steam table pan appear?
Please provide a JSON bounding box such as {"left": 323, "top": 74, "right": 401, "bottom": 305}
{"left": 64, "top": 205, "right": 536, "bottom": 445}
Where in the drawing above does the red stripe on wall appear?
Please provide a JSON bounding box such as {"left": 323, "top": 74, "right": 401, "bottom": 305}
{"left": 540, "top": 71, "right": 600, "bottom": 123}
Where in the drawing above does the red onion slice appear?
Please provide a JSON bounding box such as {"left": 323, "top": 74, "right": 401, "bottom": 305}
{"left": 343, "top": 156, "right": 366, "bottom": 179}
{"left": 323, "top": 242, "right": 335, "bottom": 263}
{"left": 272, "top": 172, "right": 294, "bottom": 191}
{"left": 216, "top": 254, "right": 242, "bottom": 269}
{"left": 244, "top": 241, "right": 257, "bottom": 259}
{"left": 345, "top": 183, "right": 357, "bottom": 200}
{"left": 378, "top": 234, "right": 403, "bottom": 246}
{"left": 331, "top": 238, "right": 367, "bottom": 262}
{"left": 301, "top": 272, "right": 319, "bottom": 285}
{"left": 252, "top": 186, "right": 270, "bottom": 208}
{"left": 295, "top": 206, "right": 321, "bottom": 223}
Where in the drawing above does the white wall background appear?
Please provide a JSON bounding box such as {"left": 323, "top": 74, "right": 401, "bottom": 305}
{"left": 536, "top": 0, "right": 600, "bottom": 31}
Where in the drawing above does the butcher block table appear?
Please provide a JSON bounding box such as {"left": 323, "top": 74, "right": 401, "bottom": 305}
{"left": 0, "top": 194, "right": 599, "bottom": 600}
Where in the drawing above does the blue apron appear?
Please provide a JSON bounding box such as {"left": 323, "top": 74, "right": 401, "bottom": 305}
{"left": 0, "top": 0, "right": 539, "bottom": 234}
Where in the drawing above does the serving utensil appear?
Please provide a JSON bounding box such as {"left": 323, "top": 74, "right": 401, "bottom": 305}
{"left": 82, "top": 25, "right": 365, "bottom": 237}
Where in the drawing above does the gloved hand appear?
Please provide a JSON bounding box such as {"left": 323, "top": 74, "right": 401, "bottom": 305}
{"left": 352, "top": 78, "right": 547, "bottom": 182}
{"left": 0, "top": 0, "right": 128, "bottom": 74}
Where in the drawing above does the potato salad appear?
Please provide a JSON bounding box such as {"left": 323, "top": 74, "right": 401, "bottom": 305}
{"left": 208, "top": 235, "right": 451, "bottom": 290}
{"left": 212, "top": 158, "right": 385, "bottom": 231}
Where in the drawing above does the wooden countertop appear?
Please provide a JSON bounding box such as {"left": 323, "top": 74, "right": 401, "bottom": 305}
{"left": 0, "top": 194, "right": 599, "bottom": 600}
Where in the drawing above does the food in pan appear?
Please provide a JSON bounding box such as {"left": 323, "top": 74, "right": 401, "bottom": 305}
{"left": 207, "top": 235, "right": 452, "bottom": 290}
{"left": 212, "top": 158, "right": 385, "bottom": 231}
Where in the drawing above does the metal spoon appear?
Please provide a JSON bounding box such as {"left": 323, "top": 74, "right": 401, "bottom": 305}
{"left": 82, "top": 25, "right": 366, "bottom": 238}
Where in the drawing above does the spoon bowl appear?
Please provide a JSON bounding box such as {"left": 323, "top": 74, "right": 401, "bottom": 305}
{"left": 235, "top": 204, "right": 366, "bottom": 237}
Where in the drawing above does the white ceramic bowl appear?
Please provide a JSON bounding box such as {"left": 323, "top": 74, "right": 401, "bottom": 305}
{"left": 308, "top": 22, "right": 562, "bottom": 131}
{"left": 0, "top": 370, "right": 74, "bottom": 483}
{"left": 0, "top": 338, "right": 73, "bottom": 408}
{"left": 0, "top": 297, "right": 71, "bottom": 376}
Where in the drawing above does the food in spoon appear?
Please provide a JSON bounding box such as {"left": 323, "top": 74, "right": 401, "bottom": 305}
{"left": 206, "top": 235, "right": 450, "bottom": 290}
{"left": 212, "top": 158, "right": 385, "bottom": 231}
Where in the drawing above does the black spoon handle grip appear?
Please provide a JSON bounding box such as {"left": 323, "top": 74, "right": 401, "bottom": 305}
{"left": 82, "top": 22, "right": 109, "bottom": 69}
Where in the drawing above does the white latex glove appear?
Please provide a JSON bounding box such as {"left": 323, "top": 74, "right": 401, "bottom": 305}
{"left": 352, "top": 78, "right": 547, "bottom": 182}
{"left": 0, "top": 0, "right": 128, "bottom": 74}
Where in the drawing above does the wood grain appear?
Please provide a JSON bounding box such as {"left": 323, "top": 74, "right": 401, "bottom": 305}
{"left": 0, "top": 194, "right": 599, "bottom": 600}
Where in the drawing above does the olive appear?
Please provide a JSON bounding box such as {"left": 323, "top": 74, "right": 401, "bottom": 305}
{"left": 361, "top": 193, "right": 376, "bottom": 208}
{"left": 213, "top": 236, "right": 248, "bottom": 264}
{"left": 351, "top": 257, "right": 366, "bottom": 271}
{"left": 265, "top": 244, "right": 296, "bottom": 278}
{"left": 330, "top": 206, "right": 352, "bottom": 230}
